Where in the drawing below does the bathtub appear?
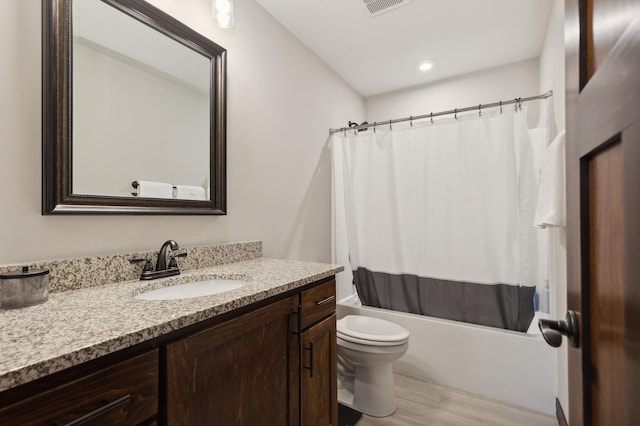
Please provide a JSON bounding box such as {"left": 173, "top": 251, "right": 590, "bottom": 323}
{"left": 337, "top": 295, "right": 557, "bottom": 416}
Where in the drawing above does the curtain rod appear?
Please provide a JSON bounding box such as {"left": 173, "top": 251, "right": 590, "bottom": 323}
{"left": 329, "top": 90, "right": 553, "bottom": 134}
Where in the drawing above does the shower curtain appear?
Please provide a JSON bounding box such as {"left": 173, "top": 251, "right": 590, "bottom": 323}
{"left": 332, "top": 107, "right": 545, "bottom": 332}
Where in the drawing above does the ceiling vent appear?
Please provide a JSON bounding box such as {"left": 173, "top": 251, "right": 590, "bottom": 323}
{"left": 361, "top": 0, "right": 410, "bottom": 17}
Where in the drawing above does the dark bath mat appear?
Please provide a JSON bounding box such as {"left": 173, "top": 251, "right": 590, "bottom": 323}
{"left": 338, "top": 403, "right": 363, "bottom": 426}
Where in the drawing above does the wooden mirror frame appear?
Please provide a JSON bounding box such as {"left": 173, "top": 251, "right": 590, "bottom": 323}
{"left": 42, "top": 0, "right": 227, "bottom": 215}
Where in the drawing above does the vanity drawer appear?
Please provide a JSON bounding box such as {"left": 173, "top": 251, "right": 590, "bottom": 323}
{"left": 0, "top": 350, "right": 158, "bottom": 426}
{"left": 300, "top": 278, "right": 336, "bottom": 330}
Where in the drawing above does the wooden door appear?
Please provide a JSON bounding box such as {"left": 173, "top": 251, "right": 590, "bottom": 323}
{"left": 565, "top": 0, "right": 640, "bottom": 424}
{"left": 300, "top": 315, "right": 337, "bottom": 426}
{"left": 164, "top": 296, "right": 299, "bottom": 426}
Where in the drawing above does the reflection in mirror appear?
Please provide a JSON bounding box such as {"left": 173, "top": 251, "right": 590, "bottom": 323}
{"left": 72, "top": 0, "right": 211, "bottom": 199}
{"left": 42, "top": 0, "right": 227, "bottom": 214}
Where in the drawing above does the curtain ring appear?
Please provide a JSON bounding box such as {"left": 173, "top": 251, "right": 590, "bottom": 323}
{"left": 430, "top": 112, "right": 433, "bottom": 124}
{"left": 478, "top": 104, "right": 482, "bottom": 117}
{"left": 410, "top": 116, "right": 413, "bottom": 127}
{"left": 389, "top": 119, "right": 392, "bottom": 130}
{"left": 499, "top": 100, "right": 503, "bottom": 113}
{"left": 454, "top": 108, "right": 457, "bottom": 120}
{"left": 373, "top": 122, "right": 376, "bottom": 133}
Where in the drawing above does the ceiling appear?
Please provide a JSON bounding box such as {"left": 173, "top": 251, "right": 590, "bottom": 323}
{"left": 255, "top": 0, "right": 554, "bottom": 97}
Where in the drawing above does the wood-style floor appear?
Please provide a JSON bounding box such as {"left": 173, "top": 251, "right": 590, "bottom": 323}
{"left": 354, "top": 374, "right": 558, "bottom": 426}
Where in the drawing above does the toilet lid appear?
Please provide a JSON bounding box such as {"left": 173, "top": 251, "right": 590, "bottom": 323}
{"left": 337, "top": 315, "right": 409, "bottom": 344}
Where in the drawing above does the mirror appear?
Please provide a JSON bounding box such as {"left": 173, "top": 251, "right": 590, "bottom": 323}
{"left": 42, "top": 0, "right": 227, "bottom": 214}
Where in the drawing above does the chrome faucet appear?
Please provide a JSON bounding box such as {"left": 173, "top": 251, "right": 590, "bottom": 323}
{"left": 130, "top": 240, "right": 187, "bottom": 280}
{"left": 156, "top": 240, "right": 179, "bottom": 272}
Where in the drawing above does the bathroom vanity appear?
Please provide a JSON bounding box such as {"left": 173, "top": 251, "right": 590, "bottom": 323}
{"left": 0, "top": 244, "right": 341, "bottom": 425}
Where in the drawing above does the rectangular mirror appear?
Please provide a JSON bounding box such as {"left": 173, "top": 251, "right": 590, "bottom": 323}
{"left": 42, "top": 0, "right": 227, "bottom": 214}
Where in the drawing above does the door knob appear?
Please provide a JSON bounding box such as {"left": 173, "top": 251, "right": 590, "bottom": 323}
{"left": 538, "top": 311, "right": 579, "bottom": 348}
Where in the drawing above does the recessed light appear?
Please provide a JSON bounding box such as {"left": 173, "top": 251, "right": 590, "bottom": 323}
{"left": 419, "top": 61, "right": 434, "bottom": 72}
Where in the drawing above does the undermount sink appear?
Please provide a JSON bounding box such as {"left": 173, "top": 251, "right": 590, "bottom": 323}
{"left": 134, "top": 279, "right": 248, "bottom": 301}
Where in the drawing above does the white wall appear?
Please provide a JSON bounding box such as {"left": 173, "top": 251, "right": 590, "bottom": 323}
{"left": 540, "top": 0, "right": 566, "bottom": 134}
{"left": 539, "top": 0, "right": 568, "bottom": 418}
{"left": 73, "top": 42, "right": 210, "bottom": 197}
{"left": 365, "top": 58, "right": 541, "bottom": 128}
{"left": 0, "top": 0, "right": 364, "bottom": 264}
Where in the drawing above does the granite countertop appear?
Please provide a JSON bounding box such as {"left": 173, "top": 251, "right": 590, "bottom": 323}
{"left": 0, "top": 257, "right": 343, "bottom": 392}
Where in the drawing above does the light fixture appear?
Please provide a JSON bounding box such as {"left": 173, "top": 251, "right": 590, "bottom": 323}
{"left": 213, "top": 0, "right": 234, "bottom": 30}
{"left": 419, "top": 60, "right": 434, "bottom": 72}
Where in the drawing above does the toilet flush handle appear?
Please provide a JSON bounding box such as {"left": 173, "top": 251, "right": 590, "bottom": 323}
{"left": 303, "top": 342, "right": 314, "bottom": 377}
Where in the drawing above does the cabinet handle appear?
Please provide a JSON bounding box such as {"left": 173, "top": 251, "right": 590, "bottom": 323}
{"left": 316, "top": 295, "right": 335, "bottom": 306}
{"left": 62, "top": 394, "right": 131, "bottom": 426}
{"left": 303, "top": 342, "right": 314, "bottom": 378}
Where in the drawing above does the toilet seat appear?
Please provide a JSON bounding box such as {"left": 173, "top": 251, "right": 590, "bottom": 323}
{"left": 337, "top": 315, "right": 409, "bottom": 346}
{"left": 336, "top": 315, "right": 411, "bottom": 417}
{"left": 338, "top": 333, "right": 409, "bottom": 349}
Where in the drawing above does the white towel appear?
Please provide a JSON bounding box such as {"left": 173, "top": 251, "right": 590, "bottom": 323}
{"left": 137, "top": 180, "right": 173, "bottom": 199}
{"left": 175, "top": 185, "right": 207, "bottom": 201}
{"left": 529, "top": 97, "right": 558, "bottom": 184}
{"left": 533, "top": 130, "right": 566, "bottom": 228}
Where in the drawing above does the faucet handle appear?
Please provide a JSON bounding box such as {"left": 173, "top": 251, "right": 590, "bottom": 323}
{"left": 168, "top": 252, "right": 187, "bottom": 269}
{"left": 130, "top": 258, "right": 153, "bottom": 272}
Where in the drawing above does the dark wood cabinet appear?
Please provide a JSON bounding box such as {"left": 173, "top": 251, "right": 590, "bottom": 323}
{"left": 301, "top": 315, "right": 337, "bottom": 426}
{"left": 298, "top": 279, "right": 338, "bottom": 426}
{"left": 0, "top": 350, "right": 158, "bottom": 426}
{"left": 164, "top": 295, "right": 300, "bottom": 425}
{"left": 163, "top": 277, "right": 338, "bottom": 426}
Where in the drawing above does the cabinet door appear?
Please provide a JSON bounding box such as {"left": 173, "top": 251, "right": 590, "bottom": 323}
{"left": 0, "top": 350, "right": 158, "bottom": 426}
{"left": 165, "top": 296, "right": 299, "bottom": 426}
{"left": 301, "top": 315, "right": 337, "bottom": 426}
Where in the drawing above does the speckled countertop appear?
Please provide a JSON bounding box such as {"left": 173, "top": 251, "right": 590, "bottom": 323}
{"left": 0, "top": 257, "right": 343, "bottom": 392}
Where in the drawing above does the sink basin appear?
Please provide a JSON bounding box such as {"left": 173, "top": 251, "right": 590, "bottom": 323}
{"left": 134, "top": 279, "right": 248, "bottom": 301}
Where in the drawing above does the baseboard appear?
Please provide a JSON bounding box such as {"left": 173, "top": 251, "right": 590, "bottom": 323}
{"left": 556, "top": 398, "right": 568, "bottom": 426}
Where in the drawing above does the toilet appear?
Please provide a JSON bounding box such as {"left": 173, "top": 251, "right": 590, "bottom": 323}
{"left": 336, "top": 315, "right": 410, "bottom": 417}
